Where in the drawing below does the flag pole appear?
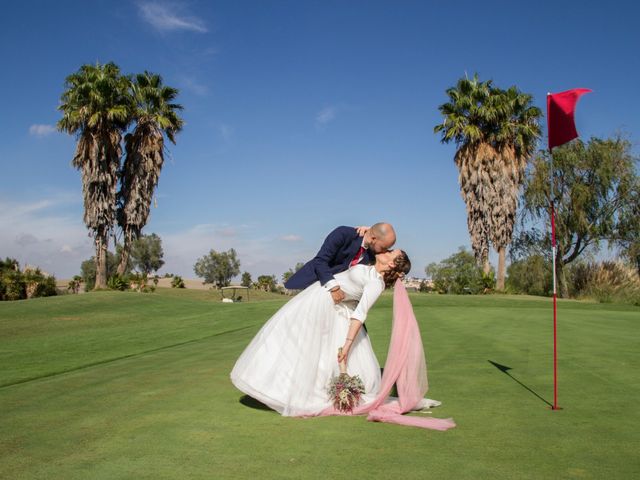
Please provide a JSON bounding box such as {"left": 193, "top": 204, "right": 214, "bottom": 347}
{"left": 547, "top": 92, "right": 560, "bottom": 411}
{"left": 550, "top": 187, "right": 559, "bottom": 410}
{"left": 546, "top": 87, "right": 590, "bottom": 411}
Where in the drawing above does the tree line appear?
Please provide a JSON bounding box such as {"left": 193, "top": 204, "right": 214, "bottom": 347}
{"left": 13, "top": 64, "right": 635, "bottom": 302}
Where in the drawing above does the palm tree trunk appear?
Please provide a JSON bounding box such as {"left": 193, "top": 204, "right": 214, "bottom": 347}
{"left": 116, "top": 249, "right": 129, "bottom": 276}
{"left": 94, "top": 234, "right": 108, "bottom": 290}
{"left": 496, "top": 247, "right": 506, "bottom": 290}
{"left": 116, "top": 230, "right": 131, "bottom": 276}
{"left": 482, "top": 257, "right": 491, "bottom": 275}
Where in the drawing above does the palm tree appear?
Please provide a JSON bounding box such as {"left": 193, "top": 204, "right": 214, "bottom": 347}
{"left": 58, "top": 62, "right": 131, "bottom": 290}
{"left": 434, "top": 75, "right": 497, "bottom": 274}
{"left": 488, "top": 87, "right": 541, "bottom": 289}
{"left": 116, "top": 72, "right": 184, "bottom": 276}
{"left": 434, "top": 75, "right": 541, "bottom": 290}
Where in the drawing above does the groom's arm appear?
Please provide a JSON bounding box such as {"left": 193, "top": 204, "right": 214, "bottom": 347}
{"left": 311, "top": 226, "right": 355, "bottom": 291}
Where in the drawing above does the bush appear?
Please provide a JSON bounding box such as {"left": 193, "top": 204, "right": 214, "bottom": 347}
{"left": 570, "top": 261, "right": 640, "bottom": 305}
{"left": 1, "top": 269, "right": 26, "bottom": 301}
{"left": 0, "top": 261, "right": 57, "bottom": 300}
{"left": 171, "top": 275, "right": 185, "bottom": 288}
{"left": 425, "top": 247, "right": 490, "bottom": 294}
{"left": 256, "top": 275, "right": 278, "bottom": 292}
{"left": 30, "top": 275, "right": 57, "bottom": 298}
{"left": 107, "top": 274, "right": 130, "bottom": 291}
{"left": 506, "top": 255, "right": 552, "bottom": 296}
{"left": 67, "top": 276, "right": 83, "bottom": 294}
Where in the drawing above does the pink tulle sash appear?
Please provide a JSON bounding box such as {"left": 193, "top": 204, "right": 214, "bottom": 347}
{"left": 299, "top": 280, "right": 455, "bottom": 431}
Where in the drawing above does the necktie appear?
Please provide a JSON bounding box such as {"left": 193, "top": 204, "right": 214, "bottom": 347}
{"left": 350, "top": 246, "right": 365, "bottom": 267}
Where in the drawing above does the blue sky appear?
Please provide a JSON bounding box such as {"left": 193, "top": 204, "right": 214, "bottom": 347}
{"left": 1, "top": 0, "right": 638, "bottom": 280}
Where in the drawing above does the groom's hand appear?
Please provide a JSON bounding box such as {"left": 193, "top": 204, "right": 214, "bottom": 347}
{"left": 355, "top": 225, "right": 370, "bottom": 237}
{"left": 330, "top": 286, "right": 345, "bottom": 304}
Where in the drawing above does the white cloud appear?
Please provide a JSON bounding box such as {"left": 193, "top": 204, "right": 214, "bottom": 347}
{"left": 29, "top": 124, "right": 57, "bottom": 137}
{"left": 0, "top": 193, "right": 92, "bottom": 279}
{"left": 0, "top": 193, "right": 314, "bottom": 282}
{"left": 316, "top": 106, "right": 337, "bottom": 126}
{"left": 138, "top": 2, "right": 208, "bottom": 33}
{"left": 158, "top": 223, "right": 313, "bottom": 281}
{"left": 178, "top": 75, "right": 210, "bottom": 96}
{"left": 281, "top": 235, "right": 302, "bottom": 242}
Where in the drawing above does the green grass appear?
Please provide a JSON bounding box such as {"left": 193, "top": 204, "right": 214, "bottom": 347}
{"left": 1, "top": 289, "right": 638, "bottom": 479}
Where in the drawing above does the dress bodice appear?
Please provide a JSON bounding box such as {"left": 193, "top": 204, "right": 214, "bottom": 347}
{"left": 333, "top": 264, "right": 385, "bottom": 323}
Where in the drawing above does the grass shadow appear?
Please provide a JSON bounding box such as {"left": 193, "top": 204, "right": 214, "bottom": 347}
{"left": 488, "top": 360, "right": 553, "bottom": 408}
{"left": 239, "top": 395, "right": 278, "bottom": 413}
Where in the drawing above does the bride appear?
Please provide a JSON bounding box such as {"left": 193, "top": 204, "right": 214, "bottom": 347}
{"left": 230, "top": 249, "right": 455, "bottom": 430}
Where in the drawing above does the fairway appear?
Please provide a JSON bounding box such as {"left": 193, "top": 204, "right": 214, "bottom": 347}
{"left": 1, "top": 290, "right": 638, "bottom": 479}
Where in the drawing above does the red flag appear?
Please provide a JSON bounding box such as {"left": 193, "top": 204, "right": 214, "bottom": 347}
{"left": 547, "top": 88, "right": 592, "bottom": 150}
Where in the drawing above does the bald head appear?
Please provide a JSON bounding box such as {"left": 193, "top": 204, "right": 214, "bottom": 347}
{"left": 366, "top": 222, "right": 396, "bottom": 253}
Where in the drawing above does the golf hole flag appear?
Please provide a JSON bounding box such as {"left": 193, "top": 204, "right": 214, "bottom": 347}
{"left": 547, "top": 88, "right": 592, "bottom": 150}
{"left": 546, "top": 87, "right": 591, "bottom": 410}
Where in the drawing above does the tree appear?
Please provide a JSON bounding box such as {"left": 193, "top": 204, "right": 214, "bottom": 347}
{"left": 0, "top": 261, "right": 57, "bottom": 301}
{"left": 1, "top": 257, "right": 21, "bottom": 301}
{"left": 434, "top": 74, "right": 541, "bottom": 290}
{"left": 241, "top": 272, "right": 253, "bottom": 288}
{"left": 116, "top": 72, "right": 184, "bottom": 275}
{"left": 171, "top": 275, "right": 185, "bottom": 288}
{"left": 282, "top": 262, "right": 304, "bottom": 284}
{"left": 614, "top": 178, "right": 640, "bottom": 275}
{"left": 506, "top": 255, "right": 552, "bottom": 296}
{"left": 67, "top": 275, "right": 83, "bottom": 294}
{"left": 487, "top": 86, "right": 541, "bottom": 290}
{"left": 425, "top": 247, "right": 491, "bottom": 294}
{"left": 58, "top": 62, "right": 132, "bottom": 290}
{"left": 128, "top": 233, "right": 165, "bottom": 275}
{"left": 81, "top": 251, "right": 120, "bottom": 291}
{"left": 257, "top": 275, "right": 277, "bottom": 292}
{"left": 519, "top": 136, "right": 638, "bottom": 297}
{"left": 194, "top": 248, "right": 241, "bottom": 288}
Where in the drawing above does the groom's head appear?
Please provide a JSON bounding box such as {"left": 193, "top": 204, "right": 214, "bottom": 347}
{"left": 365, "top": 223, "right": 396, "bottom": 253}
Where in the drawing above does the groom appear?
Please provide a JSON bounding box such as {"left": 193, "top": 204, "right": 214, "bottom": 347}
{"left": 284, "top": 223, "right": 396, "bottom": 304}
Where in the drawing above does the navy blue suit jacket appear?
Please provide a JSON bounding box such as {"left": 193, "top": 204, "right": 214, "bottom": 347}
{"left": 284, "top": 226, "right": 374, "bottom": 291}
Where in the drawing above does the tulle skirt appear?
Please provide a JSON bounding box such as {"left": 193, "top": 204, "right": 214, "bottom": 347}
{"left": 230, "top": 282, "right": 382, "bottom": 416}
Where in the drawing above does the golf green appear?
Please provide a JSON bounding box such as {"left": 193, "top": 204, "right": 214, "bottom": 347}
{"left": 1, "top": 290, "right": 638, "bottom": 479}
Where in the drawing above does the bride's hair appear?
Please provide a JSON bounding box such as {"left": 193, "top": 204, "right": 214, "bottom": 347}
{"left": 383, "top": 250, "right": 411, "bottom": 289}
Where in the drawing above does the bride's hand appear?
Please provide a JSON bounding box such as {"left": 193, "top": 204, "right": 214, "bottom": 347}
{"left": 337, "top": 343, "right": 351, "bottom": 363}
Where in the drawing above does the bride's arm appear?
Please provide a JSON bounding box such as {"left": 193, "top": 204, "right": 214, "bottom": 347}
{"left": 337, "top": 319, "right": 363, "bottom": 363}
{"left": 337, "top": 277, "right": 384, "bottom": 363}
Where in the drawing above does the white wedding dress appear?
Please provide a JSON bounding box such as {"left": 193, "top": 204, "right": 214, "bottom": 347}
{"left": 230, "top": 264, "right": 386, "bottom": 416}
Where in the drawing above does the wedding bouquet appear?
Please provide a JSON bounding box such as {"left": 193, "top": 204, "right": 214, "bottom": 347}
{"left": 327, "top": 347, "right": 365, "bottom": 413}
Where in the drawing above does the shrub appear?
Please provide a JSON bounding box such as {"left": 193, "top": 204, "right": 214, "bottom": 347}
{"left": 171, "top": 275, "right": 185, "bottom": 288}
{"left": 506, "top": 255, "right": 552, "bottom": 296}
{"left": 31, "top": 275, "right": 57, "bottom": 298}
{"left": 571, "top": 261, "right": 640, "bottom": 305}
{"left": 425, "top": 247, "right": 489, "bottom": 294}
{"left": 129, "top": 272, "right": 149, "bottom": 292}
{"left": 0, "top": 262, "right": 57, "bottom": 300}
{"left": 1, "top": 269, "right": 26, "bottom": 301}
{"left": 67, "top": 275, "right": 83, "bottom": 294}
{"left": 107, "top": 274, "right": 130, "bottom": 291}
